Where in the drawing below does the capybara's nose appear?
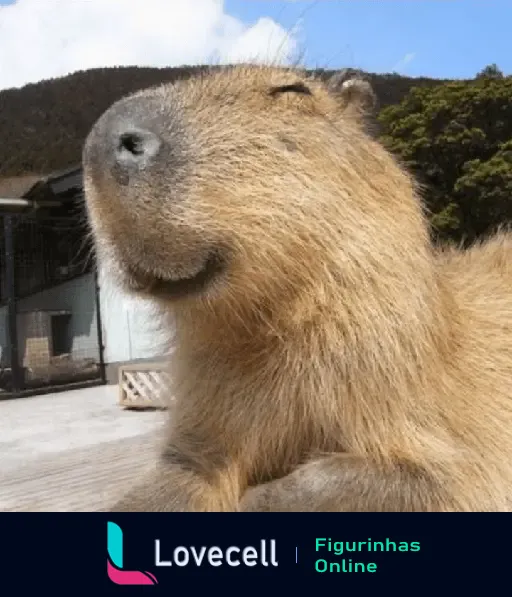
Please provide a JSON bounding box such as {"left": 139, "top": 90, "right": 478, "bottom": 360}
{"left": 114, "top": 127, "right": 162, "bottom": 168}
{"left": 83, "top": 90, "right": 187, "bottom": 190}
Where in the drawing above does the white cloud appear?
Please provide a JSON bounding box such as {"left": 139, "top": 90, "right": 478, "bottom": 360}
{"left": 391, "top": 52, "right": 416, "bottom": 73}
{"left": 0, "top": 0, "right": 299, "bottom": 91}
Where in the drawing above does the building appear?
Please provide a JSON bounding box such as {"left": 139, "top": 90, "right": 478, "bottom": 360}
{"left": 0, "top": 166, "right": 173, "bottom": 398}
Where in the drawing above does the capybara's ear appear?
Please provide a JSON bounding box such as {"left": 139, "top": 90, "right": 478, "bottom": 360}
{"left": 328, "top": 70, "right": 377, "bottom": 116}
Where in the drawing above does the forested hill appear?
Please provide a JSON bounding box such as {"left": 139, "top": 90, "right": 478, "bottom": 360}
{"left": 0, "top": 65, "right": 443, "bottom": 177}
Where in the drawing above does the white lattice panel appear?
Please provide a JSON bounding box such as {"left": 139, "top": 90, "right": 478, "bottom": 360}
{"left": 118, "top": 361, "right": 173, "bottom": 409}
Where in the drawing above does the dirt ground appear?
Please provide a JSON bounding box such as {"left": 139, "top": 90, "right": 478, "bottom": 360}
{"left": 0, "top": 384, "right": 166, "bottom": 512}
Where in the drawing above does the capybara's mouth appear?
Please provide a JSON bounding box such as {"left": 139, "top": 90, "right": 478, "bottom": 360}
{"left": 126, "top": 252, "right": 224, "bottom": 300}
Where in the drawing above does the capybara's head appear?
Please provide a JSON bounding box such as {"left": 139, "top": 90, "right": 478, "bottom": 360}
{"left": 83, "top": 65, "right": 425, "bottom": 318}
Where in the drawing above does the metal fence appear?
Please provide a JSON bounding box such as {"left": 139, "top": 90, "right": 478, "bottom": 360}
{"left": 0, "top": 197, "right": 105, "bottom": 398}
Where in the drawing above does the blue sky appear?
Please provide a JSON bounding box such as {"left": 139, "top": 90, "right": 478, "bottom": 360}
{"left": 0, "top": 0, "right": 510, "bottom": 87}
{"left": 225, "top": 0, "right": 512, "bottom": 78}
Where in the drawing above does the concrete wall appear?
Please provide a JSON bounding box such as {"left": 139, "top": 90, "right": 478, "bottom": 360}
{"left": 96, "top": 267, "right": 175, "bottom": 365}
{"left": 0, "top": 270, "right": 174, "bottom": 370}
{"left": 0, "top": 273, "right": 99, "bottom": 367}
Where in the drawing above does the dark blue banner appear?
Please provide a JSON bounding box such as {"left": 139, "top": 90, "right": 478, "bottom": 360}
{"left": 0, "top": 514, "right": 508, "bottom": 594}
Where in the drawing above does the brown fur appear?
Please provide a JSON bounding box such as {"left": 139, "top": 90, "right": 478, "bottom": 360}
{"left": 82, "top": 65, "right": 512, "bottom": 512}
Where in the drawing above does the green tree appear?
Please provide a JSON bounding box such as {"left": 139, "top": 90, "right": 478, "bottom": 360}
{"left": 453, "top": 140, "right": 512, "bottom": 239}
{"left": 476, "top": 64, "right": 504, "bottom": 79}
{"left": 378, "top": 72, "right": 512, "bottom": 243}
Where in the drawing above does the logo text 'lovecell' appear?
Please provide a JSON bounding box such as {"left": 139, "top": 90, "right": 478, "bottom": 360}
{"left": 155, "top": 539, "right": 278, "bottom": 568}
{"left": 107, "top": 522, "right": 278, "bottom": 586}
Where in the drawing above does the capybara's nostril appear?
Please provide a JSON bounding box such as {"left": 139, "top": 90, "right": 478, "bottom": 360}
{"left": 115, "top": 128, "right": 161, "bottom": 166}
